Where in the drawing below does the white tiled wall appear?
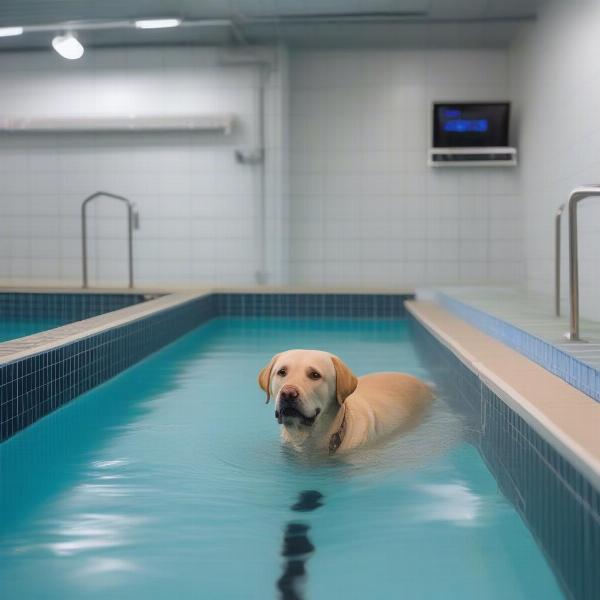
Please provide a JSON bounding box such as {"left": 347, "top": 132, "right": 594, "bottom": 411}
{"left": 0, "top": 44, "right": 526, "bottom": 291}
{"left": 509, "top": 0, "right": 600, "bottom": 321}
{"left": 264, "top": 47, "right": 291, "bottom": 285}
{"left": 0, "top": 46, "right": 288, "bottom": 288}
{"left": 289, "top": 49, "right": 523, "bottom": 287}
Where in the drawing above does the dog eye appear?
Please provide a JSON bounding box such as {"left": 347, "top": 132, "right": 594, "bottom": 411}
{"left": 309, "top": 371, "right": 321, "bottom": 380}
{"left": 277, "top": 368, "right": 287, "bottom": 377}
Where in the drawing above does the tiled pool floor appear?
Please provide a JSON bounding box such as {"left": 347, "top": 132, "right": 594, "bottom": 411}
{"left": 436, "top": 287, "right": 600, "bottom": 370}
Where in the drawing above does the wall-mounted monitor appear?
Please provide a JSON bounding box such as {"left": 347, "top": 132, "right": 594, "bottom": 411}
{"left": 433, "top": 102, "right": 510, "bottom": 148}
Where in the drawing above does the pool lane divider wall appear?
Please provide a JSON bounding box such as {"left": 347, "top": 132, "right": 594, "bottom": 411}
{"left": 407, "top": 300, "right": 600, "bottom": 600}
{"left": 437, "top": 291, "right": 600, "bottom": 404}
{"left": 0, "top": 292, "right": 412, "bottom": 442}
{"left": 0, "top": 292, "right": 217, "bottom": 442}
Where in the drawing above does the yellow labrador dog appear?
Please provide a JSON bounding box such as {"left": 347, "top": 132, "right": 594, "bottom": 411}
{"left": 258, "top": 349, "right": 433, "bottom": 455}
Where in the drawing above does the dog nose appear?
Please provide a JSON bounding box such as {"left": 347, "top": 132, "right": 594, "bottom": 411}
{"left": 280, "top": 386, "right": 299, "bottom": 403}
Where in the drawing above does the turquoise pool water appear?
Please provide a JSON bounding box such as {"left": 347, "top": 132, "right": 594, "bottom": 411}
{"left": 0, "top": 318, "right": 563, "bottom": 599}
{"left": 0, "top": 318, "right": 69, "bottom": 343}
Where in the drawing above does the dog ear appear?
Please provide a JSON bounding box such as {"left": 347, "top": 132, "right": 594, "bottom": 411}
{"left": 258, "top": 354, "right": 279, "bottom": 404}
{"left": 331, "top": 356, "right": 358, "bottom": 405}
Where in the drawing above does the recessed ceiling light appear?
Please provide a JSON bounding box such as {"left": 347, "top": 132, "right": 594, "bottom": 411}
{"left": 0, "top": 26, "right": 24, "bottom": 37}
{"left": 134, "top": 18, "right": 181, "bottom": 29}
{"left": 52, "top": 34, "right": 84, "bottom": 60}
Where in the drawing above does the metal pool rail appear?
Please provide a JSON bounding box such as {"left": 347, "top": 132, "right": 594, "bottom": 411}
{"left": 566, "top": 185, "right": 600, "bottom": 341}
{"left": 555, "top": 203, "right": 565, "bottom": 317}
{"left": 81, "top": 191, "right": 139, "bottom": 289}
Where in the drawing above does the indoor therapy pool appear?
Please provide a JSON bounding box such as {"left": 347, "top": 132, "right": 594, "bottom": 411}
{"left": 0, "top": 316, "right": 562, "bottom": 599}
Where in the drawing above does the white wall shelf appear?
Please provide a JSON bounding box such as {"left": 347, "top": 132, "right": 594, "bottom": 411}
{"left": 0, "top": 114, "right": 235, "bottom": 134}
{"left": 428, "top": 147, "right": 517, "bottom": 168}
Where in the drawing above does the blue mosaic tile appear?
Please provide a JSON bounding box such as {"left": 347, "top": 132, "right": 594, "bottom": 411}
{"left": 0, "top": 292, "right": 149, "bottom": 322}
{"left": 438, "top": 293, "right": 600, "bottom": 404}
{"left": 409, "top": 314, "right": 600, "bottom": 600}
{"left": 216, "top": 293, "right": 411, "bottom": 318}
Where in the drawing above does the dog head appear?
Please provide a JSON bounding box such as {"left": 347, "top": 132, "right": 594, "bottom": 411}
{"left": 258, "top": 349, "right": 357, "bottom": 428}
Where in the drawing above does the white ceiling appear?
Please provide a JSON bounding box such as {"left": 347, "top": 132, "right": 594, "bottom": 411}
{"left": 0, "top": 0, "right": 548, "bottom": 50}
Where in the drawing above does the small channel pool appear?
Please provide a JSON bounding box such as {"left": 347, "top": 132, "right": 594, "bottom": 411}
{"left": 0, "top": 318, "right": 72, "bottom": 343}
{"left": 0, "top": 292, "right": 150, "bottom": 344}
{"left": 0, "top": 318, "right": 562, "bottom": 599}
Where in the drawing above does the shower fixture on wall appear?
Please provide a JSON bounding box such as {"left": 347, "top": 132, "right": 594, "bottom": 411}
{"left": 235, "top": 149, "right": 264, "bottom": 165}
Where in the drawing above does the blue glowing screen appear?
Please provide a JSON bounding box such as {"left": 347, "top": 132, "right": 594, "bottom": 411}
{"left": 443, "top": 118, "right": 489, "bottom": 133}
{"left": 440, "top": 108, "right": 489, "bottom": 133}
{"left": 434, "top": 103, "right": 509, "bottom": 147}
{"left": 443, "top": 109, "right": 461, "bottom": 118}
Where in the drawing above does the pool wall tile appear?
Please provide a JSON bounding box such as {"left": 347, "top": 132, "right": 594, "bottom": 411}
{"left": 409, "top": 314, "right": 600, "bottom": 600}
{"left": 0, "top": 292, "right": 149, "bottom": 322}
{"left": 216, "top": 293, "right": 410, "bottom": 318}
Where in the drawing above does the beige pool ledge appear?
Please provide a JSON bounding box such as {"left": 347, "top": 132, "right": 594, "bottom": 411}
{"left": 406, "top": 300, "right": 600, "bottom": 493}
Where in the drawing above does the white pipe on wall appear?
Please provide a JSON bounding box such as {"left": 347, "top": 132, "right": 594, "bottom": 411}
{"left": 220, "top": 48, "right": 276, "bottom": 285}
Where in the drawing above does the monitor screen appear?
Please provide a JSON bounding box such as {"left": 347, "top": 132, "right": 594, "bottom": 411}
{"left": 433, "top": 102, "right": 510, "bottom": 148}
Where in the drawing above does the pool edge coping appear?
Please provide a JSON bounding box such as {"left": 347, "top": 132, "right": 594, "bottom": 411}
{"left": 406, "top": 299, "right": 600, "bottom": 494}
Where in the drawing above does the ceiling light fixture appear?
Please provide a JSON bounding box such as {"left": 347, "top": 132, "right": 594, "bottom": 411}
{"left": 0, "top": 26, "right": 24, "bottom": 37}
{"left": 52, "top": 34, "right": 84, "bottom": 59}
{"left": 134, "top": 18, "right": 181, "bottom": 29}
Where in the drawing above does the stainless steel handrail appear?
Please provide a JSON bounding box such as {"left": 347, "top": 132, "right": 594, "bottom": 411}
{"left": 554, "top": 203, "right": 565, "bottom": 317}
{"left": 81, "top": 191, "right": 139, "bottom": 289}
{"left": 566, "top": 185, "right": 600, "bottom": 340}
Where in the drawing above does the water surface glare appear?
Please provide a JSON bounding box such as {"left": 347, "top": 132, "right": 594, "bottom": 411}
{"left": 0, "top": 318, "right": 563, "bottom": 599}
